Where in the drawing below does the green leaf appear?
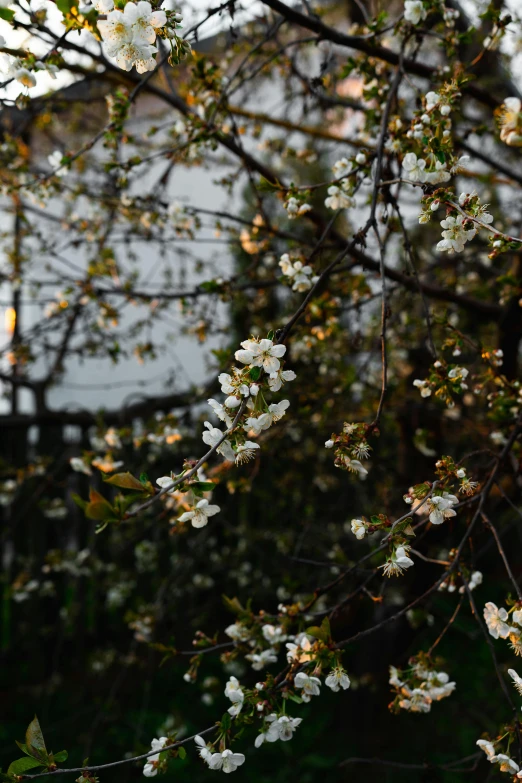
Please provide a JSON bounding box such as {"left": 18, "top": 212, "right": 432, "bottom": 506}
{"left": 0, "top": 7, "right": 15, "bottom": 19}
{"left": 15, "top": 743, "right": 31, "bottom": 757}
{"left": 71, "top": 493, "right": 87, "bottom": 512}
{"left": 248, "top": 366, "right": 262, "bottom": 382}
{"left": 178, "top": 747, "right": 186, "bottom": 760}
{"left": 85, "top": 501, "right": 115, "bottom": 521}
{"left": 306, "top": 625, "right": 328, "bottom": 642}
{"left": 25, "top": 717, "right": 46, "bottom": 757}
{"left": 55, "top": 0, "right": 74, "bottom": 13}
{"left": 220, "top": 713, "right": 231, "bottom": 730}
{"left": 103, "top": 472, "right": 146, "bottom": 492}
{"left": 8, "top": 758, "right": 44, "bottom": 776}
{"left": 222, "top": 595, "right": 244, "bottom": 614}
{"left": 192, "top": 481, "right": 215, "bottom": 492}
{"left": 267, "top": 330, "right": 274, "bottom": 340}
{"left": 52, "top": 751, "right": 68, "bottom": 763}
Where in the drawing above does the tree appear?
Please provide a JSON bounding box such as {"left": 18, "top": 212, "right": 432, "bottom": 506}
{"left": 1, "top": 0, "right": 522, "bottom": 780}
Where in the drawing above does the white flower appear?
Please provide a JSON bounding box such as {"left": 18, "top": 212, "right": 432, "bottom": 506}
{"left": 499, "top": 97, "right": 522, "bottom": 144}
{"left": 325, "top": 667, "right": 350, "bottom": 692}
{"left": 208, "top": 399, "right": 233, "bottom": 428}
{"left": 246, "top": 648, "right": 278, "bottom": 670}
{"left": 508, "top": 668, "right": 522, "bottom": 695}
{"left": 286, "top": 633, "right": 314, "bottom": 663}
{"left": 15, "top": 68, "right": 36, "bottom": 88}
{"left": 225, "top": 676, "right": 244, "bottom": 703}
{"left": 285, "top": 197, "right": 312, "bottom": 218}
{"left": 245, "top": 400, "right": 290, "bottom": 435}
{"left": 344, "top": 457, "right": 368, "bottom": 478}
{"left": 476, "top": 739, "right": 496, "bottom": 760}
{"left": 225, "top": 623, "right": 251, "bottom": 642}
{"left": 143, "top": 737, "right": 167, "bottom": 776}
{"left": 413, "top": 378, "right": 432, "bottom": 398}
{"left": 256, "top": 714, "right": 302, "bottom": 746}
{"left": 268, "top": 369, "right": 296, "bottom": 392}
{"left": 294, "top": 672, "right": 321, "bottom": 702}
{"left": 325, "top": 439, "right": 334, "bottom": 448}
{"left": 262, "top": 624, "right": 287, "bottom": 644}
{"left": 382, "top": 546, "right": 414, "bottom": 577}
{"left": 208, "top": 749, "right": 245, "bottom": 773}
{"left": 425, "top": 161, "right": 450, "bottom": 184}
{"left": 332, "top": 158, "right": 352, "bottom": 179}
{"left": 513, "top": 610, "right": 522, "bottom": 627}
{"left": 156, "top": 475, "right": 177, "bottom": 494}
{"left": 179, "top": 498, "right": 220, "bottom": 528}
{"left": 350, "top": 518, "right": 366, "bottom": 540}
{"left": 324, "top": 185, "right": 354, "bottom": 210}
{"left": 404, "top": 0, "right": 427, "bottom": 25}
{"left": 279, "top": 259, "right": 316, "bottom": 292}
{"left": 218, "top": 373, "right": 236, "bottom": 394}
{"left": 94, "top": 0, "right": 114, "bottom": 10}
{"left": 202, "top": 422, "right": 236, "bottom": 462}
{"left": 437, "top": 215, "right": 477, "bottom": 254}
{"left": 235, "top": 441, "right": 260, "bottom": 464}
{"left": 48, "top": 150, "right": 68, "bottom": 177}
{"left": 427, "top": 493, "right": 458, "bottom": 525}
{"left": 104, "top": 427, "right": 122, "bottom": 449}
{"left": 484, "top": 602, "right": 512, "bottom": 639}
{"left": 194, "top": 735, "right": 213, "bottom": 765}
{"left": 494, "top": 755, "right": 519, "bottom": 774}
{"left": 402, "top": 152, "right": 427, "bottom": 182}
{"left": 70, "top": 457, "right": 92, "bottom": 476}
{"left": 235, "top": 339, "right": 286, "bottom": 374}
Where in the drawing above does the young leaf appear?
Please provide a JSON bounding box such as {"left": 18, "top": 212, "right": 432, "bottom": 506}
{"left": 25, "top": 717, "right": 46, "bottom": 756}
{"left": 178, "top": 747, "right": 186, "bottom": 760}
{"left": 103, "top": 472, "right": 147, "bottom": 492}
{"left": 52, "top": 751, "right": 68, "bottom": 763}
{"left": 8, "top": 758, "right": 44, "bottom": 776}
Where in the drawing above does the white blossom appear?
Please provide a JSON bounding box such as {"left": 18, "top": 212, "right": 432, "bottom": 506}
{"left": 235, "top": 339, "right": 286, "bottom": 374}
{"left": 324, "top": 185, "right": 354, "bottom": 210}
{"left": 268, "top": 369, "right": 296, "bottom": 392}
{"left": 70, "top": 457, "right": 92, "bottom": 476}
{"left": 143, "top": 737, "right": 167, "bottom": 776}
{"left": 484, "top": 602, "right": 512, "bottom": 639}
{"left": 245, "top": 648, "right": 278, "bottom": 670}
{"left": 294, "top": 672, "right": 321, "bottom": 701}
{"left": 402, "top": 152, "right": 427, "bottom": 183}
{"left": 202, "top": 422, "right": 236, "bottom": 462}
{"left": 437, "top": 215, "right": 477, "bottom": 254}
{"left": 325, "top": 667, "right": 351, "bottom": 692}
{"left": 178, "top": 498, "right": 220, "bottom": 528}
{"left": 404, "top": 0, "right": 427, "bottom": 25}
{"left": 427, "top": 493, "right": 458, "bottom": 525}
{"left": 208, "top": 749, "right": 246, "bottom": 773}
{"left": 476, "top": 739, "right": 496, "bottom": 761}
{"left": 350, "top": 518, "right": 367, "bottom": 540}
{"left": 235, "top": 441, "right": 260, "bottom": 464}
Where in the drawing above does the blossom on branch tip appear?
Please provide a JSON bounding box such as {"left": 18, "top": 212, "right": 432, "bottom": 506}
{"left": 235, "top": 339, "right": 286, "bottom": 374}
{"left": 208, "top": 749, "right": 246, "bottom": 773}
{"left": 351, "top": 518, "right": 367, "bottom": 540}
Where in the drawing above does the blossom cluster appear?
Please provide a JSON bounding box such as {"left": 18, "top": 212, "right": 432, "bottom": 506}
{"left": 413, "top": 361, "right": 469, "bottom": 406}
{"left": 324, "top": 156, "right": 360, "bottom": 211}
{"left": 279, "top": 254, "right": 319, "bottom": 292}
{"left": 97, "top": 0, "right": 188, "bottom": 73}
{"left": 389, "top": 660, "right": 456, "bottom": 713}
